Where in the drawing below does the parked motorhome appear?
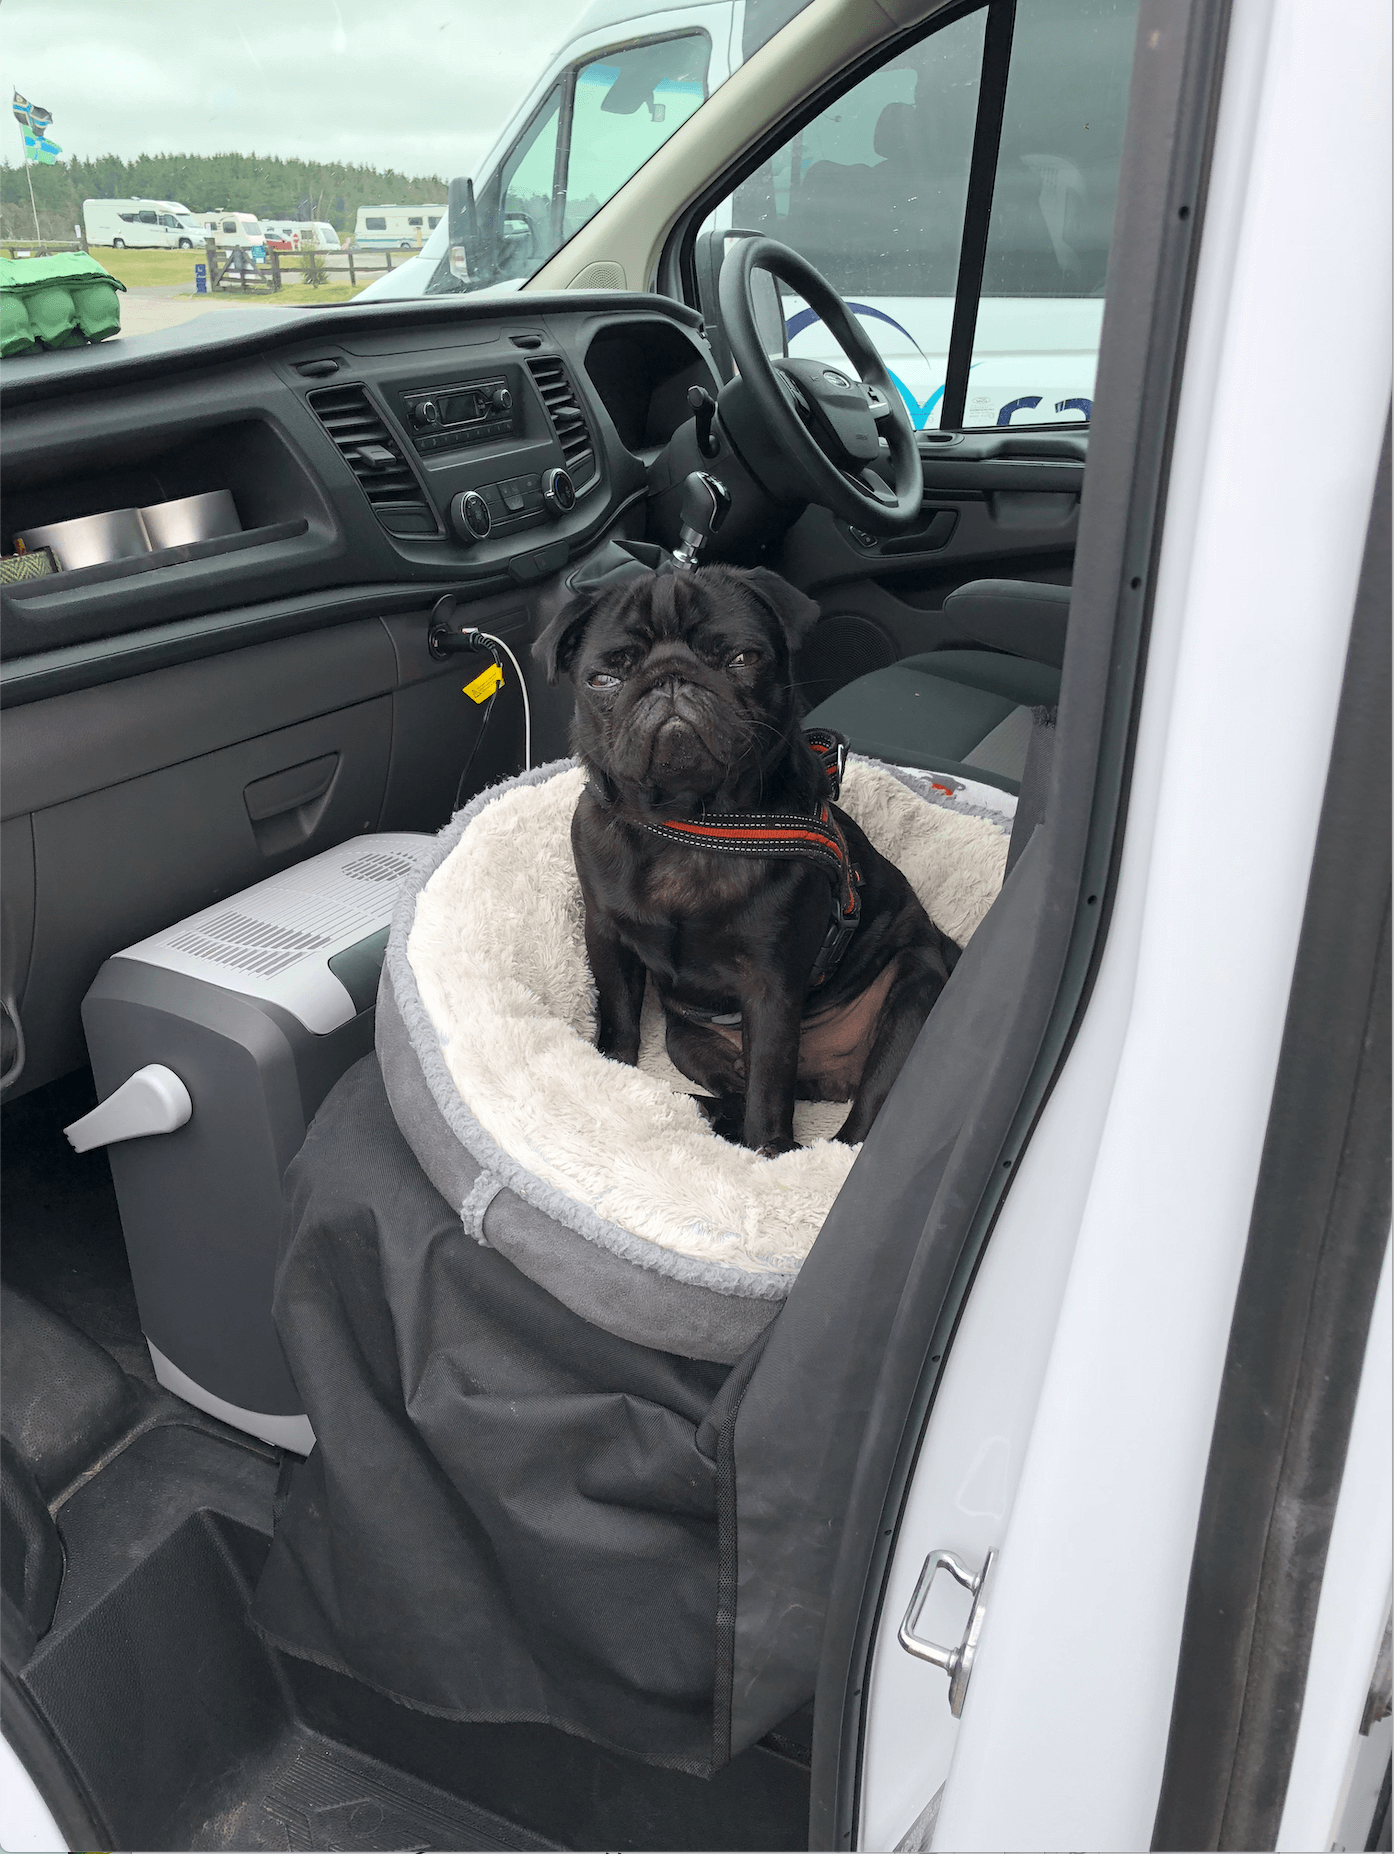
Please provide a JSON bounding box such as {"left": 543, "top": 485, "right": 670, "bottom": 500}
{"left": 198, "top": 212, "right": 267, "bottom": 252}
{"left": 81, "top": 199, "right": 202, "bottom": 249}
{"left": 353, "top": 204, "right": 444, "bottom": 249}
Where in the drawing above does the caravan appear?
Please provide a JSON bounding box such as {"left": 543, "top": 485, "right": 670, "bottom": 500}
{"left": 261, "top": 220, "right": 342, "bottom": 253}
{"left": 198, "top": 212, "right": 267, "bottom": 252}
{"left": 81, "top": 199, "right": 202, "bottom": 249}
{"left": 353, "top": 204, "right": 445, "bottom": 249}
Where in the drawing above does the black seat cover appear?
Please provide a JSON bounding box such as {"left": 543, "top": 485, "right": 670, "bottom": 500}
{"left": 251, "top": 1055, "right": 736, "bottom": 1775}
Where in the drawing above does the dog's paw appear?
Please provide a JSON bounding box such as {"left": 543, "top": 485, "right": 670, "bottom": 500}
{"left": 695, "top": 1093, "right": 747, "bottom": 1142}
{"left": 755, "top": 1136, "right": 801, "bottom": 1159}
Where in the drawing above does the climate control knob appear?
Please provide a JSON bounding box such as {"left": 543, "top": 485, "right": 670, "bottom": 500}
{"left": 541, "top": 467, "right": 576, "bottom": 518}
{"left": 412, "top": 398, "right": 441, "bottom": 428}
{"left": 450, "top": 489, "right": 492, "bottom": 545}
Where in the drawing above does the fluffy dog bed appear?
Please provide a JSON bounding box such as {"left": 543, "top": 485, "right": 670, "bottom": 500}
{"left": 378, "top": 756, "right": 1013, "bottom": 1361}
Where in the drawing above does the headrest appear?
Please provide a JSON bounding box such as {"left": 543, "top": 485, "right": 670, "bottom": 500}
{"left": 874, "top": 101, "right": 917, "bottom": 163}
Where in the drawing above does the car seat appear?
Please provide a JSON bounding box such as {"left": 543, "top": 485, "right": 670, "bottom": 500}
{"left": 802, "top": 578, "right": 1068, "bottom": 791}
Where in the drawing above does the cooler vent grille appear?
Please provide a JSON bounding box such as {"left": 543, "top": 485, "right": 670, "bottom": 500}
{"left": 166, "top": 915, "right": 327, "bottom": 977}
{"left": 307, "top": 384, "right": 432, "bottom": 525}
{"left": 342, "top": 851, "right": 413, "bottom": 883}
{"left": 526, "top": 356, "right": 598, "bottom": 489}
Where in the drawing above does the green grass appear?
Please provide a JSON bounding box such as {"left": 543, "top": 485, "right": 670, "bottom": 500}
{"left": 86, "top": 247, "right": 205, "bottom": 287}
{"left": 85, "top": 246, "right": 391, "bottom": 300}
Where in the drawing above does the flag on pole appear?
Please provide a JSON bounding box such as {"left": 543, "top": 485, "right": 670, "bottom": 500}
{"left": 12, "top": 93, "right": 62, "bottom": 164}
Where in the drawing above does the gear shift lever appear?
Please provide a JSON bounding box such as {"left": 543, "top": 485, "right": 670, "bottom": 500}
{"left": 673, "top": 471, "right": 732, "bottom": 568}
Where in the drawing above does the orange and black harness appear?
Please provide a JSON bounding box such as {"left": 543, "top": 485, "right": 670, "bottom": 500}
{"left": 630, "top": 729, "right": 864, "bottom": 1007}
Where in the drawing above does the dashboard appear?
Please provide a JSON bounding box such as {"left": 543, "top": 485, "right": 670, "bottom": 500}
{"left": 0, "top": 293, "right": 721, "bottom": 704}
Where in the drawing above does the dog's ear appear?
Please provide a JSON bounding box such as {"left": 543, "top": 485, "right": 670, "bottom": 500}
{"left": 532, "top": 592, "right": 596, "bottom": 685}
{"left": 742, "top": 568, "right": 821, "bottom": 654}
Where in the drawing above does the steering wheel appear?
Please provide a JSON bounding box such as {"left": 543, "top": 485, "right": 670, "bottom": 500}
{"left": 718, "top": 236, "right": 923, "bottom": 535}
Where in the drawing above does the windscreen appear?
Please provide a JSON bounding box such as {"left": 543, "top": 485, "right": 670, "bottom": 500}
{"left": 0, "top": 0, "right": 813, "bottom": 321}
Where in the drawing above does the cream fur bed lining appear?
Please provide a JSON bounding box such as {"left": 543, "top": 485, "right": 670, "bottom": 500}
{"left": 404, "top": 757, "right": 1011, "bottom": 1282}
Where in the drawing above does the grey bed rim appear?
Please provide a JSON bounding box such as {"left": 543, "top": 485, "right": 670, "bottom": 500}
{"left": 378, "top": 755, "right": 1008, "bottom": 1362}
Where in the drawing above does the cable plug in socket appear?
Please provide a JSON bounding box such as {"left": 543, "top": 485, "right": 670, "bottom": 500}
{"left": 427, "top": 594, "right": 490, "bottom": 661}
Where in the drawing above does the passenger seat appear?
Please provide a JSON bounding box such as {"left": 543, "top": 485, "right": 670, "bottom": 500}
{"left": 803, "top": 580, "right": 1068, "bottom": 792}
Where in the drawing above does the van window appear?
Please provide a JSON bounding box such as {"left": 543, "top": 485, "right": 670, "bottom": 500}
{"left": 428, "top": 215, "right": 441, "bottom": 228}
{"left": 964, "top": 0, "right": 1137, "bottom": 427}
{"left": 118, "top": 212, "right": 136, "bottom": 223}
{"left": 707, "top": 0, "right": 1137, "bottom": 430}
{"left": 365, "top": 216, "right": 386, "bottom": 230}
{"left": 138, "top": 210, "right": 158, "bottom": 224}
{"left": 408, "top": 216, "right": 422, "bottom": 227}
{"left": 565, "top": 35, "right": 709, "bottom": 241}
{"left": 475, "top": 33, "right": 709, "bottom": 290}
{"left": 222, "top": 220, "right": 237, "bottom": 233}
{"left": 498, "top": 85, "right": 563, "bottom": 267}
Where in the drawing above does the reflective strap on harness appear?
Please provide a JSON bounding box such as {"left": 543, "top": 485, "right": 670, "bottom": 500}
{"left": 638, "top": 729, "right": 863, "bottom": 992}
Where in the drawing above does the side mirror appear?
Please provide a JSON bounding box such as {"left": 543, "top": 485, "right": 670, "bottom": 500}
{"left": 448, "top": 175, "right": 484, "bottom": 283}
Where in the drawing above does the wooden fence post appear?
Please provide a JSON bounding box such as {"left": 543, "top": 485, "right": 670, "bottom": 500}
{"left": 205, "top": 238, "right": 219, "bottom": 291}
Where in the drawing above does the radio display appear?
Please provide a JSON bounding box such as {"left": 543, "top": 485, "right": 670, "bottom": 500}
{"left": 440, "top": 390, "right": 486, "bottom": 425}
{"left": 404, "top": 374, "right": 515, "bottom": 452}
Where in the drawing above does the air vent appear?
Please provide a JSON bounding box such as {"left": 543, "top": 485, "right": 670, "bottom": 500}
{"left": 342, "top": 850, "right": 413, "bottom": 883}
{"left": 307, "top": 383, "right": 437, "bottom": 533}
{"left": 526, "top": 356, "right": 598, "bottom": 489}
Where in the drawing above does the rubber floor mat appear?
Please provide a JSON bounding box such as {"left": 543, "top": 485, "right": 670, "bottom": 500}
{"left": 192, "top": 1729, "right": 562, "bottom": 1851}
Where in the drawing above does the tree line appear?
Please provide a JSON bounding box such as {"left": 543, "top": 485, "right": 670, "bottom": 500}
{"left": 1, "top": 153, "right": 447, "bottom": 241}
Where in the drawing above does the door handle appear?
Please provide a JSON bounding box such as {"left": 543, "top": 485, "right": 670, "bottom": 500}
{"left": 243, "top": 753, "right": 339, "bottom": 823}
{"left": 898, "top": 1546, "right": 997, "bottom": 1717}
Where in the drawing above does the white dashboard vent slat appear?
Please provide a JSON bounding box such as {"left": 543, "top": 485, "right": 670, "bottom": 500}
{"left": 307, "top": 383, "right": 435, "bottom": 528}
{"left": 526, "top": 356, "right": 598, "bottom": 490}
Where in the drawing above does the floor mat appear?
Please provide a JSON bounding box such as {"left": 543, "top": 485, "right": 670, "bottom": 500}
{"left": 1, "top": 1069, "right": 155, "bottom": 1385}
{"left": 189, "top": 1730, "right": 561, "bottom": 1852}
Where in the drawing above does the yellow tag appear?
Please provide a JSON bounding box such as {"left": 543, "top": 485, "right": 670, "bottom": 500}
{"left": 463, "top": 662, "right": 503, "bottom": 703}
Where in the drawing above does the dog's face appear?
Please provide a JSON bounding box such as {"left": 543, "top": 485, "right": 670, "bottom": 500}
{"left": 535, "top": 565, "right": 820, "bottom": 804}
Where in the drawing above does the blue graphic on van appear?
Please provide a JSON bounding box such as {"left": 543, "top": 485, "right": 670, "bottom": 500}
{"left": 886, "top": 371, "right": 944, "bottom": 429}
{"left": 997, "top": 395, "right": 1043, "bottom": 425}
{"left": 1055, "top": 397, "right": 1093, "bottom": 419}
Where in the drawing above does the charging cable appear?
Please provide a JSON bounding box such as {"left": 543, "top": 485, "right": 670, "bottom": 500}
{"left": 474, "top": 630, "right": 531, "bottom": 772}
{"left": 429, "top": 599, "right": 532, "bottom": 809}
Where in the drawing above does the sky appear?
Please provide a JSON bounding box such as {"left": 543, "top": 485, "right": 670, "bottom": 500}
{"left": 0, "top": 0, "right": 586, "bottom": 181}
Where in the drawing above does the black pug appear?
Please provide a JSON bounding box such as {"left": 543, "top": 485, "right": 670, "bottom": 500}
{"left": 534, "top": 564, "right": 955, "bottom": 1155}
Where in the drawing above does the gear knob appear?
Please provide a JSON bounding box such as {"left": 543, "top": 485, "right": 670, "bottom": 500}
{"left": 673, "top": 471, "right": 731, "bottom": 568}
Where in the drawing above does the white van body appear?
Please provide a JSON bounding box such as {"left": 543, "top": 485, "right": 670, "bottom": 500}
{"left": 356, "top": 0, "right": 1103, "bottom": 428}
{"left": 353, "top": 205, "right": 445, "bottom": 249}
{"left": 82, "top": 198, "right": 200, "bottom": 250}
{"left": 357, "top": 0, "right": 731, "bottom": 302}
{"left": 199, "top": 212, "right": 267, "bottom": 251}
{"left": 301, "top": 221, "right": 342, "bottom": 251}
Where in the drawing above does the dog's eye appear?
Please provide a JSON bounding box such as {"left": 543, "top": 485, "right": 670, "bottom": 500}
{"left": 587, "top": 671, "right": 622, "bottom": 690}
{"left": 727, "top": 650, "right": 761, "bottom": 669}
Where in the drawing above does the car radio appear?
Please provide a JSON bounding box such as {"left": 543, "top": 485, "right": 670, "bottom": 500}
{"left": 401, "top": 375, "right": 519, "bottom": 453}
